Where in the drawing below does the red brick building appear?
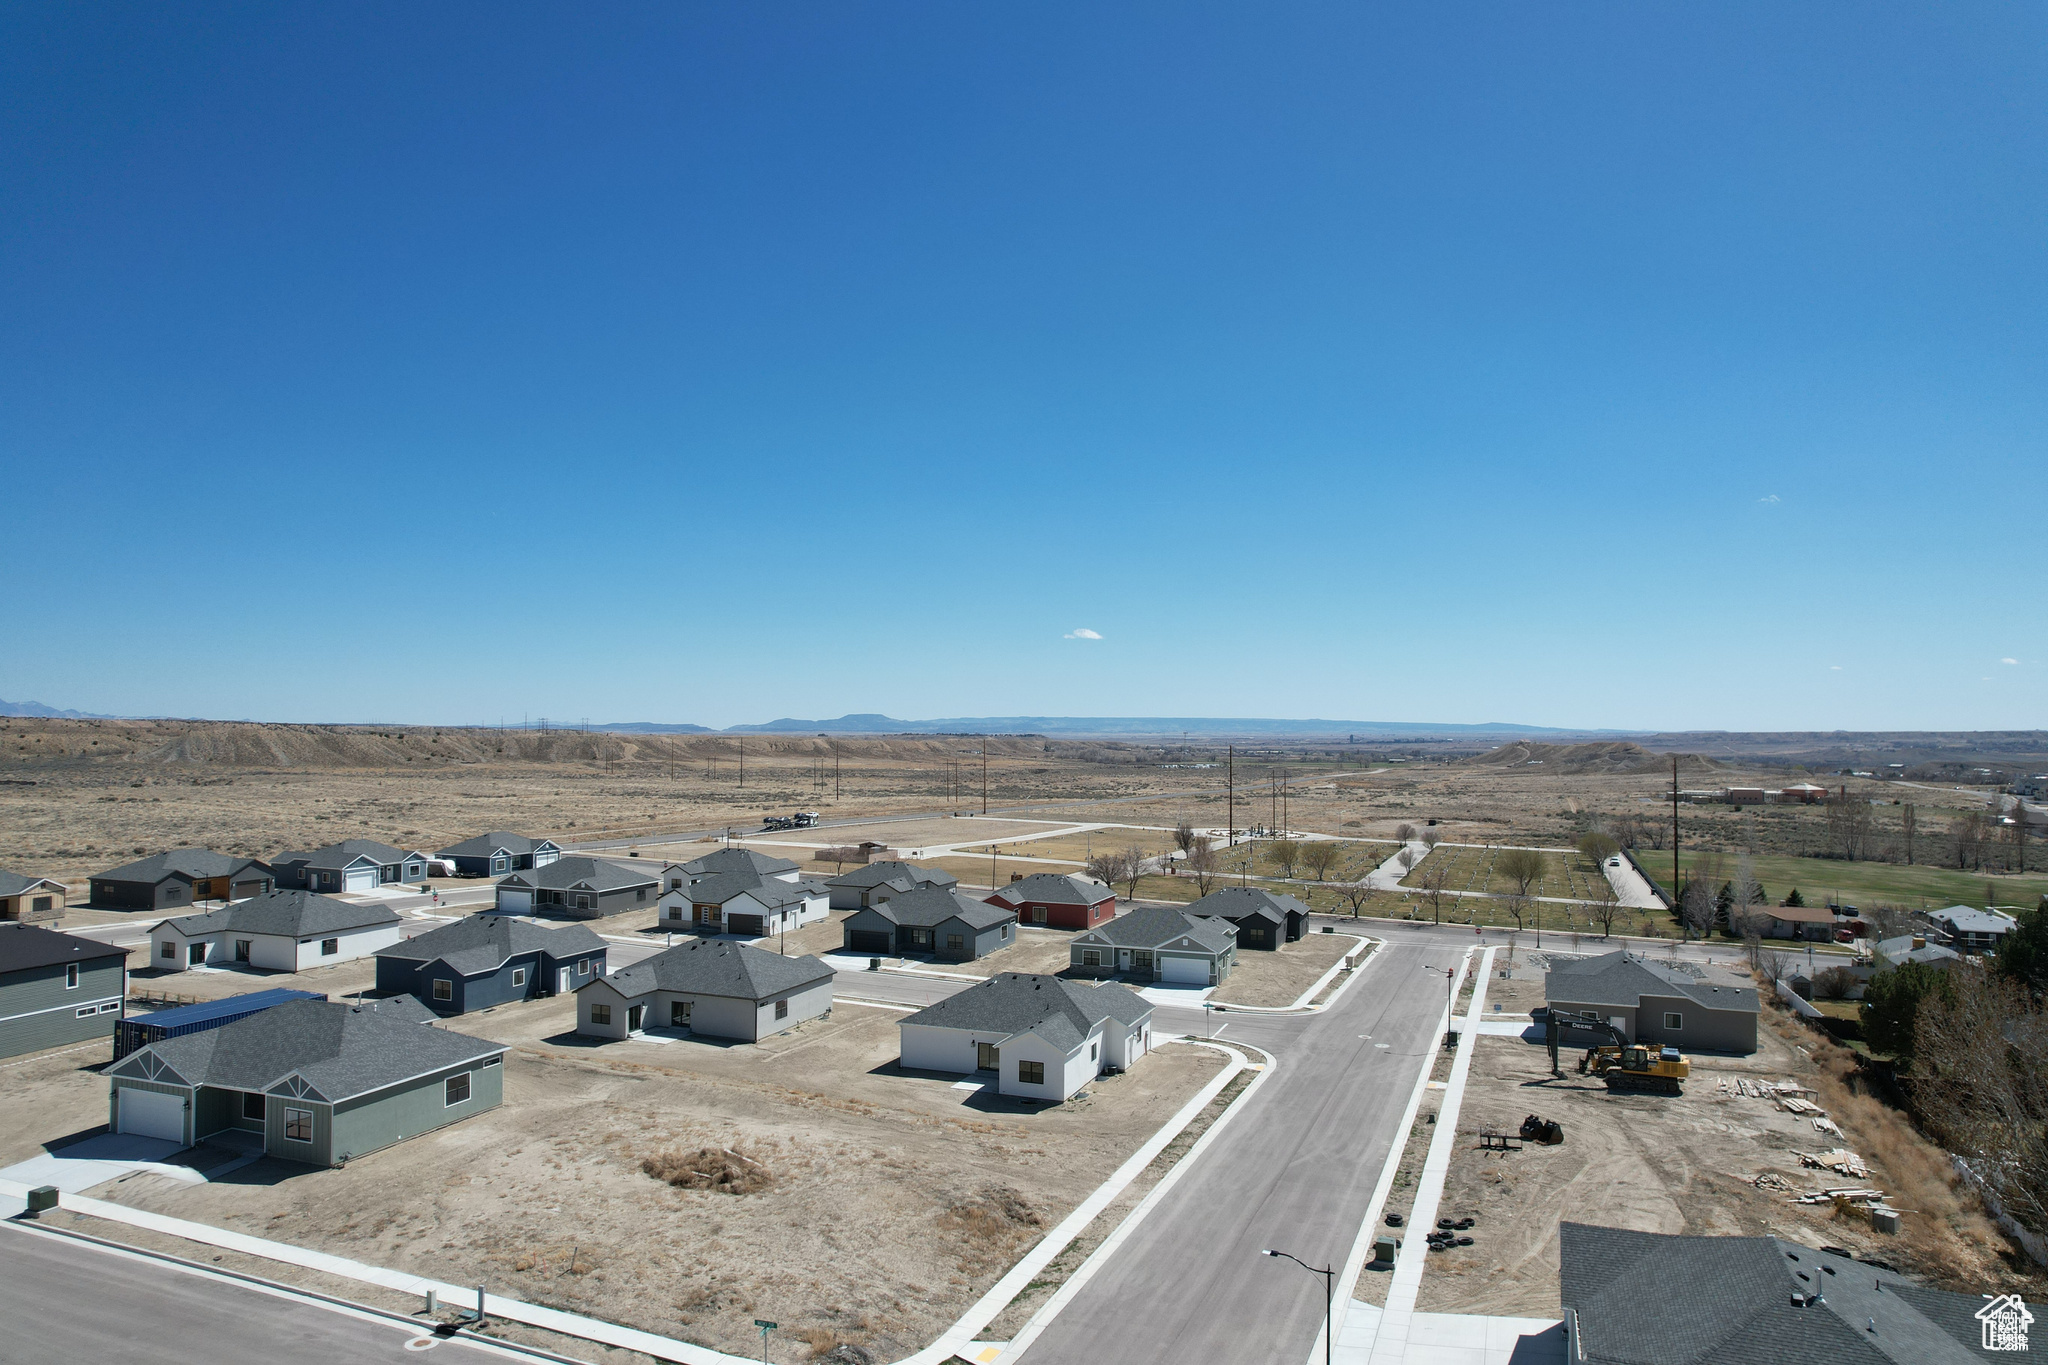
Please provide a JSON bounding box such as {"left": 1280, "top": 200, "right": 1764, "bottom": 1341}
{"left": 985, "top": 872, "right": 1116, "bottom": 930}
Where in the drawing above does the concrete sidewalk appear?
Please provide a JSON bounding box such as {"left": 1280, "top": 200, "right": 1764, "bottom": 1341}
{"left": 1336, "top": 1302, "right": 1563, "bottom": 1365}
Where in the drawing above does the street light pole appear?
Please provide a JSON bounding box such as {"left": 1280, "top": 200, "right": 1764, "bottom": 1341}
{"left": 1261, "top": 1249, "right": 1333, "bottom": 1365}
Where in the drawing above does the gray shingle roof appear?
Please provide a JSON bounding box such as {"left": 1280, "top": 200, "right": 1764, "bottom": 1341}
{"left": 1078, "top": 904, "right": 1236, "bottom": 954}
{"left": 1874, "top": 935, "right": 1961, "bottom": 968}
{"left": 900, "top": 973, "right": 1152, "bottom": 1054}
{"left": 157, "top": 889, "right": 402, "bottom": 939}
{"left": 827, "top": 860, "right": 958, "bottom": 891}
{"left": 1187, "top": 886, "right": 1310, "bottom": 925}
{"left": 122, "top": 998, "right": 502, "bottom": 1103}
{"left": 374, "top": 914, "right": 606, "bottom": 976}
{"left": 676, "top": 848, "right": 799, "bottom": 878}
{"left": 862, "top": 886, "right": 1015, "bottom": 931}
{"left": 991, "top": 872, "right": 1113, "bottom": 906}
{"left": 1546, "top": 950, "right": 1760, "bottom": 1016}
{"left": 1927, "top": 906, "right": 2015, "bottom": 936}
{"left": 0, "top": 870, "right": 63, "bottom": 898}
{"left": 435, "top": 831, "right": 556, "bottom": 859}
{"left": 677, "top": 871, "right": 824, "bottom": 908}
{"left": 271, "top": 839, "right": 416, "bottom": 870}
{"left": 510, "top": 856, "right": 658, "bottom": 893}
{"left": 94, "top": 848, "right": 266, "bottom": 884}
{"left": 0, "top": 922, "right": 127, "bottom": 973}
{"left": 595, "top": 939, "right": 832, "bottom": 1002}
{"left": 1559, "top": 1222, "right": 1984, "bottom": 1365}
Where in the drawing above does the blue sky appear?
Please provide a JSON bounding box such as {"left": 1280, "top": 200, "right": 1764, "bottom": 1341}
{"left": 2, "top": 4, "right": 2042, "bottom": 731}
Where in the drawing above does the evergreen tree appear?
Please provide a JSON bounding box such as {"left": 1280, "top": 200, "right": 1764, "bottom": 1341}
{"left": 1862, "top": 961, "right": 1950, "bottom": 1058}
{"left": 1783, "top": 887, "right": 1804, "bottom": 907}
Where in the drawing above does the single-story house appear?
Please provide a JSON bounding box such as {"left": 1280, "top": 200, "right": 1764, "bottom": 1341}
{"left": 1749, "top": 902, "right": 1838, "bottom": 942}
{"left": 663, "top": 848, "right": 801, "bottom": 889}
{"left": 89, "top": 849, "right": 275, "bottom": 911}
{"left": 434, "top": 832, "right": 563, "bottom": 878}
{"left": 374, "top": 915, "right": 608, "bottom": 1015}
{"left": 575, "top": 939, "right": 834, "bottom": 1042}
{"left": 824, "top": 860, "right": 958, "bottom": 911}
{"left": 270, "top": 840, "right": 431, "bottom": 894}
{"left": 1559, "top": 1222, "right": 2012, "bottom": 1364}
{"left": 0, "top": 923, "right": 127, "bottom": 1060}
{"left": 1069, "top": 904, "right": 1237, "bottom": 986}
{"left": 1921, "top": 905, "right": 2018, "bottom": 955}
{"left": 106, "top": 997, "right": 503, "bottom": 1165}
{"left": 1545, "top": 950, "right": 1759, "bottom": 1054}
{"left": 658, "top": 872, "right": 830, "bottom": 936}
{"left": 842, "top": 886, "right": 1016, "bottom": 961}
{"left": 897, "top": 973, "right": 1155, "bottom": 1102}
{"left": 0, "top": 869, "right": 68, "bottom": 923}
{"left": 984, "top": 872, "right": 1117, "bottom": 930}
{"left": 1871, "top": 933, "right": 1961, "bottom": 972}
{"left": 149, "top": 891, "right": 404, "bottom": 973}
{"left": 1185, "top": 887, "right": 1309, "bottom": 950}
{"left": 494, "top": 856, "right": 658, "bottom": 918}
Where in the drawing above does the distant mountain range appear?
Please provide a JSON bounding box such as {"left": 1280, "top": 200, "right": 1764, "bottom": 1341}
{"left": 0, "top": 698, "right": 116, "bottom": 719}
{"left": 596, "top": 713, "right": 1606, "bottom": 737}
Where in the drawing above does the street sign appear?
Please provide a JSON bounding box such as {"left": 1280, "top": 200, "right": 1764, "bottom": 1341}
{"left": 754, "top": 1320, "right": 779, "bottom": 1330}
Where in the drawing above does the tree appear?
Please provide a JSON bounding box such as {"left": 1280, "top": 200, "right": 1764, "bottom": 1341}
{"left": 1825, "top": 792, "right": 1874, "bottom": 861}
{"left": 1900, "top": 802, "right": 1918, "bottom": 865}
{"left": 1397, "top": 847, "right": 1418, "bottom": 872}
{"left": 1861, "top": 961, "right": 1951, "bottom": 1058}
{"left": 1185, "top": 837, "right": 1219, "bottom": 896}
{"left": 1267, "top": 838, "right": 1302, "bottom": 878}
{"left": 1912, "top": 969, "right": 2048, "bottom": 1231}
{"left": 1302, "top": 841, "right": 1342, "bottom": 881}
{"left": 1503, "top": 892, "right": 1528, "bottom": 932}
{"left": 1420, "top": 828, "right": 1442, "bottom": 850}
{"left": 1782, "top": 887, "right": 1804, "bottom": 907}
{"left": 1418, "top": 857, "right": 1456, "bottom": 925}
{"left": 1335, "top": 881, "right": 1374, "bottom": 918}
{"left": 1394, "top": 822, "right": 1416, "bottom": 844}
{"left": 819, "top": 845, "right": 860, "bottom": 872}
{"left": 1118, "top": 845, "right": 1148, "bottom": 902}
{"left": 1679, "top": 875, "right": 1717, "bottom": 941}
{"left": 2007, "top": 806, "right": 2030, "bottom": 873}
{"left": 1173, "top": 821, "right": 1197, "bottom": 856}
{"left": 1085, "top": 849, "right": 1127, "bottom": 887}
{"left": 1951, "top": 810, "right": 1990, "bottom": 870}
{"left": 1811, "top": 965, "right": 1857, "bottom": 1000}
{"left": 1496, "top": 848, "right": 1545, "bottom": 898}
{"left": 1591, "top": 898, "right": 1619, "bottom": 939}
{"left": 1577, "top": 832, "right": 1621, "bottom": 866}
{"left": 1996, "top": 900, "right": 2048, "bottom": 997}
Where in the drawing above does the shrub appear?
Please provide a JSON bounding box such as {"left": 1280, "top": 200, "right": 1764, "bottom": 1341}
{"left": 641, "top": 1146, "right": 774, "bottom": 1194}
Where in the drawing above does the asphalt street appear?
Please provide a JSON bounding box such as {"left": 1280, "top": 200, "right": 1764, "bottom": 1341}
{"left": 0, "top": 1222, "right": 535, "bottom": 1364}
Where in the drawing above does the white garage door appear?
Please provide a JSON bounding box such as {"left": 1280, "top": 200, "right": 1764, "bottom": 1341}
{"left": 343, "top": 867, "right": 378, "bottom": 892}
{"left": 533, "top": 849, "right": 559, "bottom": 867}
{"left": 1161, "top": 955, "right": 1209, "bottom": 985}
{"left": 118, "top": 1088, "right": 185, "bottom": 1142}
{"left": 496, "top": 888, "right": 532, "bottom": 914}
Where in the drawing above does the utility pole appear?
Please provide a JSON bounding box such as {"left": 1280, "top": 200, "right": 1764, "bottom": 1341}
{"left": 981, "top": 743, "right": 988, "bottom": 815}
{"left": 738, "top": 736, "right": 744, "bottom": 790}
{"left": 1671, "top": 755, "right": 1680, "bottom": 899}
{"left": 834, "top": 743, "right": 841, "bottom": 800}
{"left": 1227, "top": 744, "right": 1236, "bottom": 847}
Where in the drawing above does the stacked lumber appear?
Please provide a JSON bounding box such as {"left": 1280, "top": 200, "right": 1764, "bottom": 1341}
{"left": 1779, "top": 1096, "right": 1826, "bottom": 1116}
{"left": 1796, "top": 1186, "right": 1886, "bottom": 1206}
{"left": 1799, "top": 1149, "right": 1869, "bottom": 1179}
{"left": 1720, "top": 1077, "right": 1824, "bottom": 1100}
{"left": 1813, "top": 1117, "right": 1843, "bottom": 1137}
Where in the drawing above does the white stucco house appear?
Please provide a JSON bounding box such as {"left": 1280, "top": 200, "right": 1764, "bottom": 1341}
{"left": 661, "top": 848, "right": 803, "bottom": 890}
{"left": 896, "top": 972, "right": 1155, "bottom": 1102}
{"left": 656, "top": 870, "right": 830, "bottom": 937}
{"left": 149, "top": 890, "right": 404, "bottom": 973}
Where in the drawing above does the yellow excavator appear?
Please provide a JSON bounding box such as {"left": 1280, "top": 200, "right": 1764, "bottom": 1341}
{"left": 1574, "top": 1021, "right": 1689, "bottom": 1095}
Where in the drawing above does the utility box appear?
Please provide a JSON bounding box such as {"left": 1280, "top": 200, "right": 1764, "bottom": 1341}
{"left": 1372, "top": 1236, "right": 1399, "bottom": 1265}
{"left": 1871, "top": 1207, "right": 1901, "bottom": 1235}
{"left": 24, "top": 1185, "right": 58, "bottom": 1216}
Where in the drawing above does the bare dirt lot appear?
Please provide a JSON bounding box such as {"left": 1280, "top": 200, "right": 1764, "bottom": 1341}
{"left": 1400, "top": 955, "right": 2041, "bottom": 1316}
{"left": 65, "top": 989, "right": 1224, "bottom": 1362}
{"left": 1208, "top": 931, "right": 1360, "bottom": 1008}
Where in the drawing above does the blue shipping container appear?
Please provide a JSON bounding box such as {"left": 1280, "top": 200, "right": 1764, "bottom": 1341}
{"left": 112, "top": 988, "right": 328, "bottom": 1061}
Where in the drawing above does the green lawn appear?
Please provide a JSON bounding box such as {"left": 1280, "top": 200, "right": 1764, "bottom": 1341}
{"left": 1399, "top": 845, "right": 1614, "bottom": 902}
{"left": 1633, "top": 849, "right": 2048, "bottom": 911}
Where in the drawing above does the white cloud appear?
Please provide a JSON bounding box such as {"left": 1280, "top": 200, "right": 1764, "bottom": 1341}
{"left": 2002, "top": 657, "right": 2019, "bottom": 665}
{"left": 1064, "top": 628, "right": 1102, "bottom": 640}
{"left": 1829, "top": 665, "right": 1842, "bottom": 671}
{"left": 1759, "top": 494, "right": 1780, "bottom": 504}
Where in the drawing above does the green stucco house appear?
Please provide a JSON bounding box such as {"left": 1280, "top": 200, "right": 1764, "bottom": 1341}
{"left": 106, "top": 996, "right": 505, "bottom": 1165}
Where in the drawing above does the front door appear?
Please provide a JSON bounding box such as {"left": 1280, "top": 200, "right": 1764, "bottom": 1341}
{"left": 234, "top": 939, "right": 251, "bottom": 962}
{"left": 559, "top": 967, "right": 573, "bottom": 994}
{"left": 188, "top": 942, "right": 207, "bottom": 966}
{"left": 694, "top": 905, "right": 719, "bottom": 928}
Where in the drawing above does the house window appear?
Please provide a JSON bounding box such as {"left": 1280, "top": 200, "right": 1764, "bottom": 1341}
{"left": 98, "top": 1002, "right": 121, "bottom": 1013}
{"left": 321, "top": 938, "right": 339, "bottom": 956}
{"left": 636, "top": 887, "right": 647, "bottom": 903}
{"left": 242, "top": 1092, "right": 265, "bottom": 1121}
{"left": 1002, "top": 924, "right": 1010, "bottom": 938}
{"left": 494, "top": 858, "right": 508, "bottom": 873}
{"left": 284, "top": 1108, "right": 313, "bottom": 1142}
{"left": 1082, "top": 949, "right": 1101, "bottom": 967}
{"left": 164, "top": 885, "right": 183, "bottom": 901}
{"left": 432, "top": 979, "right": 453, "bottom": 1001}
{"left": 668, "top": 906, "right": 683, "bottom": 922}
{"left": 671, "top": 1000, "right": 691, "bottom": 1027}
{"left": 161, "top": 941, "right": 175, "bottom": 958}
{"left": 511, "top": 967, "right": 527, "bottom": 988}
{"left": 235, "top": 940, "right": 251, "bottom": 962}
{"left": 75, "top": 1005, "right": 96, "bottom": 1018}
{"left": 1031, "top": 907, "right": 1047, "bottom": 924}
{"left": 591, "top": 1003, "right": 612, "bottom": 1025}
{"left": 946, "top": 934, "right": 964, "bottom": 951}
{"left": 1091, "top": 1042, "right": 1099, "bottom": 1062}
{"left": 574, "top": 895, "right": 592, "bottom": 911}
{"left": 31, "top": 896, "right": 51, "bottom": 914}
{"left": 445, "top": 1073, "right": 471, "bottom": 1106}
{"left": 407, "top": 864, "right": 422, "bottom": 878}
{"left": 775, "top": 999, "right": 789, "bottom": 1020}
{"left": 578, "top": 958, "right": 590, "bottom": 975}
{"left": 1017, "top": 1060, "right": 1045, "bottom": 1086}
{"left": 1663, "top": 1012, "right": 1682, "bottom": 1030}
{"left": 66, "top": 963, "right": 79, "bottom": 989}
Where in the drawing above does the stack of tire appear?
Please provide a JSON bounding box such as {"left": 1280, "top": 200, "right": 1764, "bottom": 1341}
{"left": 1519, "top": 1113, "right": 1564, "bottom": 1145}
{"left": 1426, "top": 1216, "right": 1475, "bottom": 1251}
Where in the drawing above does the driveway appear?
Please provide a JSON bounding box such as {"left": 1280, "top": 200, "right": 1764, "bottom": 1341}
{"left": 0, "top": 1133, "right": 203, "bottom": 1195}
